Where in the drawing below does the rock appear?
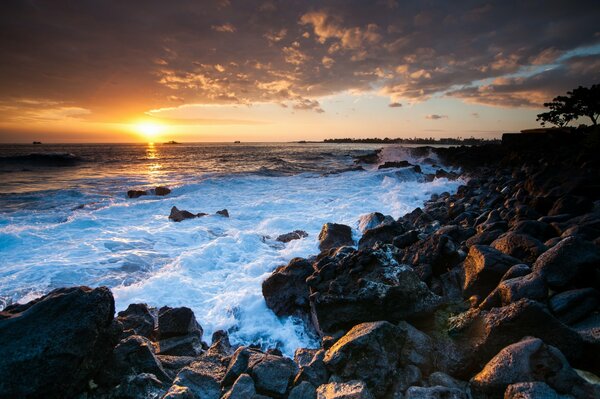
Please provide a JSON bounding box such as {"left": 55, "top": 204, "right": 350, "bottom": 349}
{"left": 511, "top": 220, "right": 557, "bottom": 242}
{"left": 465, "top": 229, "right": 504, "bottom": 248}
{"left": 294, "top": 348, "right": 319, "bottom": 367}
{"left": 491, "top": 232, "right": 546, "bottom": 264}
{"left": 479, "top": 273, "right": 547, "bottom": 310}
{"left": 157, "top": 355, "right": 196, "bottom": 378}
{"left": 294, "top": 349, "right": 329, "bottom": 388}
{"left": 324, "top": 321, "right": 404, "bottom": 397}
{"left": 462, "top": 245, "right": 520, "bottom": 300}
{"left": 400, "top": 234, "right": 460, "bottom": 282}
{"left": 222, "top": 373, "right": 256, "bottom": 399}
{"left": 532, "top": 236, "right": 600, "bottom": 288}
{"left": 397, "top": 321, "right": 434, "bottom": 373}
{"left": 158, "top": 307, "right": 203, "bottom": 340}
{"left": 250, "top": 354, "right": 297, "bottom": 397}
{"left": 405, "top": 386, "right": 467, "bottom": 399}
{"left": 428, "top": 372, "right": 466, "bottom": 390}
{"left": 470, "top": 337, "right": 594, "bottom": 399}
{"left": 549, "top": 288, "right": 600, "bottom": 325}
{"left": 163, "top": 385, "right": 196, "bottom": 399}
{"left": 289, "top": 381, "right": 316, "bottom": 399}
{"left": 357, "top": 212, "right": 394, "bottom": 233}
{"left": 262, "top": 257, "right": 313, "bottom": 317}
{"left": 308, "top": 248, "right": 441, "bottom": 334}
{"left": 318, "top": 223, "right": 354, "bottom": 252}
{"left": 504, "top": 382, "right": 570, "bottom": 399}
{"left": 105, "top": 372, "right": 166, "bottom": 399}
{"left": 549, "top": 195, "right": 593, "bottom": 216}
{"left": 172, "top": 353, "right": 227, "bottom": 399}
{"left": 209, "top": 330, "right": 233, "bottom": 356}
{"left": 154, "top": 186, "right": 172, "bottom": 196}
{"left": 358, "top": 222, "right": 406, "bottom": 250}
{"left": 316, "top": 380, "right": 374, "bottom": 399}
{"left": 0, "top": 286, "right": 119, "bottom": 398}
{"left": 276, "top": 230, "right": 309, "bottom": 243}
{"left": 500, "top": 264, "right": 531, "bottom": 281}
{"left": 216, "top": 209, "right": 229, "bottom": 217}
{"left": 169, "top": 206, "right": 203, "bottom": 222}
{"left": 378, "top": 160, "right": 412, "bottom": 169}
{"left": 158, "top": 334, "right": 204, "bottom": 357}
{"left": 127, "top": 189, "right": 147, "bottom": 198}
{"left": 393, "top": 230, "right": 420, "bottom": 249}
{"left": 117, "top": 303, "right": 156, "bottom": 339}
{"left": 222, "top": 346, "right": 265, "bottom": 386}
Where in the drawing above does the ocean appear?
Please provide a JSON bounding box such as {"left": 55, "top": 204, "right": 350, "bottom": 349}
{"left": 0, "top": 142, "right": 463, "bottom": 354}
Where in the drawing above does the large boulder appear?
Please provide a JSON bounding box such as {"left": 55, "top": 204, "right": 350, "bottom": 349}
{"left": 172, "top": 352, "right": 227, "bottom": 399}
{"left": 318, "top": 223, "right": 354, "bottom": 252}
{"left": 462, "top": 245, "right": 520, "bottom": 300}
{"left": 470, "top": 337, "right": 596, "bottom": 399}
{"left": 316, "top": 380, "right": 374, "bottom": 399}
{"left": 0, "top": 286, "right": 119, "bottom": 398}
{"left": 324, "top": 321, "right": 405, "bottom": 397}
{"left": 262, "top": 257, "right": 313, "bottom": 317}
{"left": 532, "top": 236, "right": 600, "bottom": 289}
{"left": 308, "top": 248, "right": 441, "bottom": 334}
{"left": 479, "top": 273, "right": 547, "bottom": 310}
{"left": 511, "top": 220, "right": 557, "bottom": 242}
{"left": 549, "top": 288, "right": 600, "bottom": 325}
{"left": 400, "top": 234, "right": 460, "bottom": 282}
{"left": 157, "top": 307, "right": 203, "bottom": 356}
{"left": 222, "top": 373, "right": 256, "bottom": 399}
{"left": 250, "top": 354, "right": 297, "bottom": 397}
{"left": 491, "top": 232, "right": 546, "bottom": 264}
{"left": 117, "top": 303, "right": 156, "bottom": 339}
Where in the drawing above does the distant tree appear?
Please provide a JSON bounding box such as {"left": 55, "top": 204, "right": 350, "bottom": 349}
{"left": 537, "top": 84, "right": 599, "bottom": 127}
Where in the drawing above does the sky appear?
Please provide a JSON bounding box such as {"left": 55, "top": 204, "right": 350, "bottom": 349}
{"left": 0, "top": 0, "right": 599, "bottom": 143}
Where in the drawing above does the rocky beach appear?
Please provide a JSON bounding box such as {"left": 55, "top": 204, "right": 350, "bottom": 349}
{"left": 1, "top": 128, "right": 600, "bottom": 399}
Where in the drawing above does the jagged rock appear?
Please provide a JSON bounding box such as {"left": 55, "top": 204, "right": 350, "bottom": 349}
{"left": 289, "top": 381, "right": 316, "bottom": 399}
{"left": 405, "top": 386, "right": 467, "bottom": 399}
{"left": 491, "top": 232, "right": 546, "bottom": 264}
{"left": 157, "top": 307, "right": 203, "bottom": 356}
{"left": 262, "top": 257, "right": 313, "bottom": 317}
{"left": 324, "top": 321, "right": 404, "bottom": 397}
{"left": 250, "top": 354, "right": 297, "bottom": 397}
{"left": 397, "top": 321, "right": 434, "bottom": 373}
{"left": 462, "top": 245, "right": 520, "bottom": 300}
{"left": 0, "top": 286, "right": 119, "bottom": 398}
{"left": 216, "top": 209, "right": 229, "bottom": 217}
{"left": 222, "top": 346, "right": 264, "bottom": 386}
{"left": 157, "top": 355, "right": 196, "bottom": 379}
{"left": 127, "top": 189, "right": 148, "bottom": 198}
{"left": 172, "top": 352, "right": 227, "bottom": 399}
{"left": 378, "top": 160, "right": 412, "bottom": 169}
{"left": 504, "top": 382, "right": 571, "bottom": 399}
{"left": 358, "top": 222, "right": 406, "bottom": 249}
{"left": 154, "top": 186, "right": 172, "bottom": 196}
{"left": 222, "top": 373, "right": 255, "bottom": 399}
{"left": 316, "top": 380, "right": 374, "bottom": 399}
{"left": 169, "top": 206, "right": 205, "bottom": 222}
{"left": 479, "top": 273, "right": 547, "bottom": 310}
{"left": 308, "top": 248, "right": 441, "bottom": 334}
{"left": 117, "top": 303, "right": 155, "bottom": 339}
{"left": 294, "top": 348, "right": 319, "bottom": 367}
{"left": 318, "top": 223, "right": 354, "bottom": 252}
{"left": 103, "top": 373, "right": 166, "bottom": 399}
{"left": 294, "top": 349, "right": 329, "bottom": 387}
{"left": 276, "top": 230, "right": 309, "bottom": 242}
{"left": 393, "top": 230, "right": 420, "bottom": 249}
{"left": 163, "top": 384, "right": 195, "bottom": 399}
{"left": 549, "top": 288, "right": 600, "bottom": 325}
{"left": 470, "top": 337, "right": 595, "bottom": 399}
{"left": 532, "top": 236, "right": 600, "bottom": 288}
{"left": 400, "top": 234, "right": 460, "bottom": 282}
{"left": 357, "top": 212, "right": 395, "bottom": 233}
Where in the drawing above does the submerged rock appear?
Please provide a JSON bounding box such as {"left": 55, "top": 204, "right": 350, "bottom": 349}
{"left": 216, "top": 209, "right": 229, "bottom": 217}
{"left": 169, "top": 206, "right": 206, "bottom": 222}
{"left": 154, "top": 186, "right": 172, "bottom": 196}
{"left": 276, "top": 230, "right": 309, "bottom": 243}
{"left": 127, "top": 189, "right": 148, "bottom": 198}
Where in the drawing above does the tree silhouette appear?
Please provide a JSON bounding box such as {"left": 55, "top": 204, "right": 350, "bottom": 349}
{"left": 537, "top": 84, "right": 599, "bottom": 127}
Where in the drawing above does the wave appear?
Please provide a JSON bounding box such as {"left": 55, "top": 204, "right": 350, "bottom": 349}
{"left": 0, "top": 152, "right": 82, "bottom": 167}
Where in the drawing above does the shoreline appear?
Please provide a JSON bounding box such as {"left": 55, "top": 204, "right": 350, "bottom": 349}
{"left": 1, "top": 128, "right": 600, "bottom": 398}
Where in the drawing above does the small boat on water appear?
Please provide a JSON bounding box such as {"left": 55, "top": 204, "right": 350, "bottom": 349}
{"left": 164, "top": 140, "right": 180, "bottom": 145}
{"left": 234, "top": 140, "right": 241, "bottom": 143}
{"left": 32, "top": 141, "right": 42, "bottom": 144}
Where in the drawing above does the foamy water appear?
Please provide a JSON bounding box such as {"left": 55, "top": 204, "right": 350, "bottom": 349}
{"left": 0, "top": 143, "right": 463, "bottom": 354}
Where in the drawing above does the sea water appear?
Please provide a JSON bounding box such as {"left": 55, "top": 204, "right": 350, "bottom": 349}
{"left": 0, "top": 143, "right": 463, "bottom": 354}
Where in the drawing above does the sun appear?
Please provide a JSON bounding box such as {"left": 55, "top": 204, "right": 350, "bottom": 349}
{"left": 134, "top": 122, "right": 163, "bottom": 140}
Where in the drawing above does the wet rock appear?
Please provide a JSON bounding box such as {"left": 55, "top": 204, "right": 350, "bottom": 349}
{"left": 294, "top": 349, "right": 329, "bottom": 387}
{"left": 250, "top": 354, "right": 297, "bottom": 397}
{"left": 491, "top": 232, "right": 546, "bottom": 264}
{"left": 276, "top": 230, "right": 309, "bottom": 243}
{"left": 289, "top": 381, "right": 316, "bottom": 399}
{"left": 154, "top": 186, "right": 172, "bottom": 196}
{"left": 0, "top": 286, "right": 119, "bottom": 398}
{"left": 117, "top": 303, "right": 155, "bottom": 339}
{"left": 504, "top": 382, "right": 570, "bottom": 399}
{"left": 401, "top": 234, "right": 460, "bottom": 282}
{"left": 357, "top": 212, "right": 395, "bottom": 233}
{"left": 127, "top": 189, "right": 148, "bottom": 198}
{"left": 222, "top": 346, "right": 265, "bottom": 386}
{"left": 405, "top": 386, "right": 467, "bottom": 399}
{"left": 308, "top": 248, "right": 441, "bottom": 334}
{"left": 479, "top": 273, "right": 547, "bottom": 310}
{"left": 172, "top": 353, "right": 227, "bottom": 399}
{"left": 549, "top": 288, "right": 600, "bottom": 325}
{"left": 163, "top": 384, "right": 196, "bottom": 399}
{"left": 222, "top": 373, "right": 255, "bottom": 399}
{"left": 462, "top": 245, "right": 521, "bottom": 300}
{"left": 470, "top": 337, "right": 594, "bottom": 399}
{"left": 169, "top": 206, "right": 205, "bottom": 222}
{"left": 157, "top": 355, "right": 196, "bottom": 379}
{"left": 157, "top": 307, "right": 203, "bottom": 356}
{"left": 316, "top": 380, "right": 374, "bottom": 399}
{"left": 532, "top": 236, "right": 600, "bottom": 288}
{"left": 263, "top": 257, "right": 313, "bottom": 317}
{"left": 324, "top": 321, "right": 404, "bottom": 397}
{"left": 358, "top": 221, "right": 406, "bottom": 249}
{"left": 393, "top": 230, "right": 420, "bottom": 249}
{"left": 379, "top": 160, "right": 412, "bottom": 169}
{"left": 318, "top": 223, "right": 354, "bottom": 252}
{"left": 216, "top": 209, "right": 229, "bottom": 217}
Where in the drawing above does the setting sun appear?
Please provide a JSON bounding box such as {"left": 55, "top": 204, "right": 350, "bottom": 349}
{"left": 134, "top": 122, "right": 164, "bottom": 140}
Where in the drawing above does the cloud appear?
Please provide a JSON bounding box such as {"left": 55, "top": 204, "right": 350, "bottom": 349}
{"left": 292, "top": 98, "right": 324, "bottom": 113}
{"left": 425, "top": 114, "right": 448, "bottom": 120}
{"left": 388, "top": 102, "right": 402, "bottom": 108}
{"left": 211, "top": 23, "right": 236, "bottom": 33}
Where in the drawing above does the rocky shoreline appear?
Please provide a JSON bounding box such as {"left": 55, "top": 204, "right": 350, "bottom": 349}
{"left": 1, "top": 129, "right": 600, "bottom": 399}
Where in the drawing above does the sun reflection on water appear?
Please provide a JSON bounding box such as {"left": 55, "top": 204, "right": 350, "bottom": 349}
{"left": 146, "top": 142, "right": 162, "bottom": 180}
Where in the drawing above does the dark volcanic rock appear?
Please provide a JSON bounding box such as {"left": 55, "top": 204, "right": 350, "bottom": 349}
{"left": 127, "top": 189, "right": 148, "bottom": 198}
{"left": 154, "top": 186, "right": 172, "bottom": 196}
{"left": 504, "top": 382, "right": 568, "bottom": 399}
{"left": 479, "top": 273, "right": 547, "bottom": 310}
{"left": 462, "top": 245, "right": 521, "bottom": 301}
{"left": 172, "top": 352, "right": 227, "bottom": 399}
{"left": 465, "top": 229, "right": 504, "bottom": 248}
{"left": 405, "top": 386, "right": 467, "bottom": 399}
{"left": 0, "top": 286, "right": 119, "bottom": 398}
{"left": 250, "top": 354, "right": 297, "bottom": 397}
{"left": 357, "top": 212, "right": 394, "bottom": 233}
{"left": 216, "top": 209, "right": 229, "bottom": 217}
{"left": 378, "top": 160, "right": 412, "bottom": 169}
{"left": 490, "top": 232, "right": 546, "bottom": 264}
{"left": 276, "top": 230, "right": 309, "bottom": 243}
{"left": 400, "top": 234, "right": 460, "bottom": 282}
{"left": 324, "top": 321, "right": 404, "bottom": 397}
{"left": 549, "top": 288, "right": 600, "bottom": 325}
{"left": 308, "top": 248, "right": 441, "bottom": 334}
{"left": 288, "top": 381, "right": 316, "bottom": 399}
{"left": 358, "top": 221, "right": 406, "bottom": 250}
{"left": 470, "top": 337, "right": 596, "bottom": 399}
{"left": 263, "top": 257, "right": 313, "bottom": 317}
{"left": 532, "top": 236, "right": 600, "bottom": 289}
{"left": 316, "top": 380, "right": 374, "bottom": 398}
{"left": 169, "top": 206, "right": 204, "bottom": 222}
{"left": 117, "top": 303, "right": 156, "bottom": 339}
{"left": 157, "top": 307, "right": 203, "bottom": 356}
{"left": 318, "top": 223, "right": 354, "bottom": 252}
{"left": 392, "top": 230, "right": 420, "bottom": 249}
{"left": 511, "top": 220, "right": 557, "bottom": 242}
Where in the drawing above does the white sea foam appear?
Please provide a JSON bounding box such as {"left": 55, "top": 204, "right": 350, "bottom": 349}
{"left": 0, "top": 148, "right": 463, "bottom": 355}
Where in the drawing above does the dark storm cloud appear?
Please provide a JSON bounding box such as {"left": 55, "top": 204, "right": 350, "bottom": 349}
{"left": 0, "top": 0, "right": 599, "bottom": 120}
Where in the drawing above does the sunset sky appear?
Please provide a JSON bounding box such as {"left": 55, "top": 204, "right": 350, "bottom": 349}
{"left": 1, "top": 0, "right": 599, "bottom": 143}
